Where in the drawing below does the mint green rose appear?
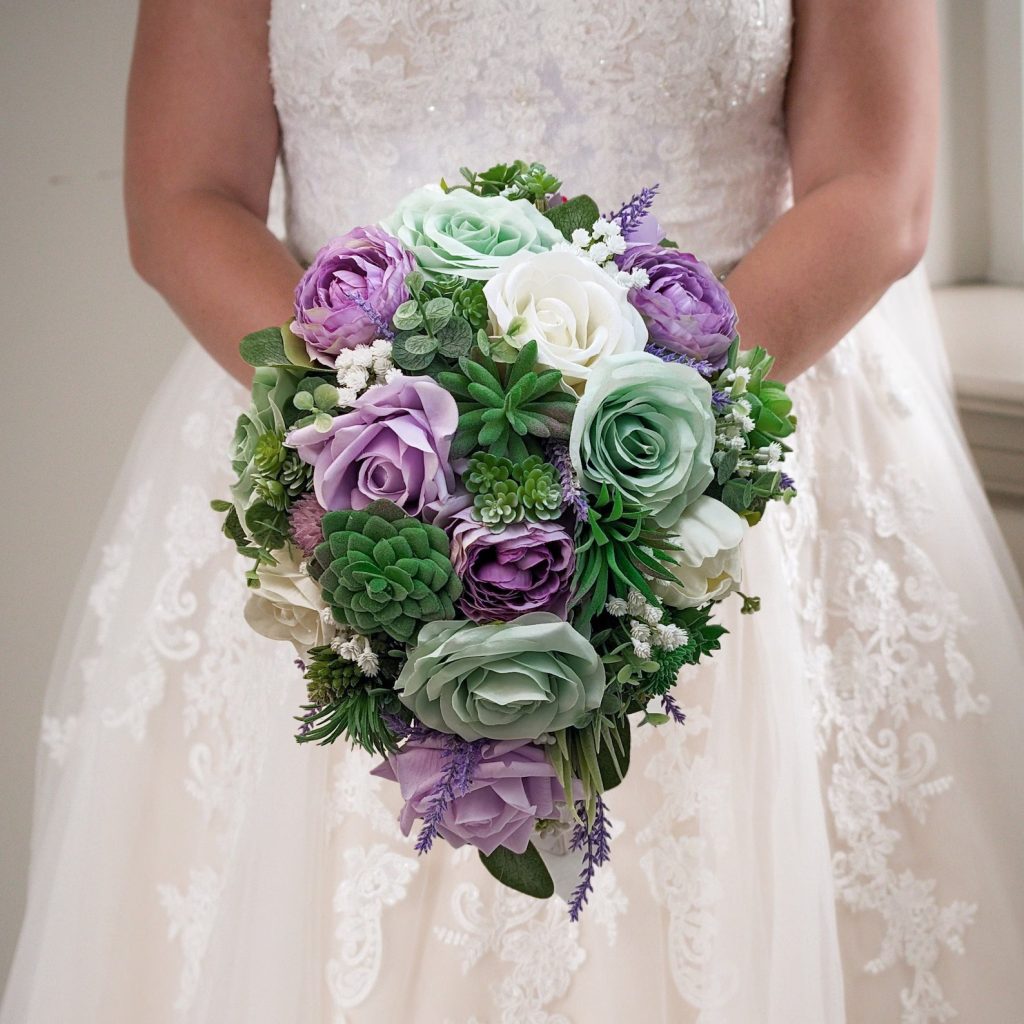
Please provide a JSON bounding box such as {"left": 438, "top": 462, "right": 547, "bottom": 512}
{"left": 381, "top": 185, "right": 565, "bottom": 280}
{"left": 569, "top": 352, "right": 715, "bottom": 528}
{"left": 396, "top": 613, "right": 606, "bottom": 741}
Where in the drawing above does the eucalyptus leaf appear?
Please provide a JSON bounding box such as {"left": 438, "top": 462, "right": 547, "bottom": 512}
{"left": 405, "top": 271, "right": 425, "bottom": 297}
{"left": 404, "top": 333, "right": 439, "bottom": 356}
{"left": 392, "top": 300, "right": 423, "bottom": 332}
{"left": 424, "top": 296, "right": 454, "bottom": 333}
{"left": 436, "top": 316, "right": 473, "bottom": 358}
{"left": 240, "top": 327, "right": 292, "bottom": 368}
{"left": 478, "top": 842, "right": 554, "bottom": 900}
{"left": 392, "top": 335, "right": 437, "bottom": 372}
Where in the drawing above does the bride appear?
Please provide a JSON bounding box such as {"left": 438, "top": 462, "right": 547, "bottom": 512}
{"left": 4, "top": 1, "right": 1023, "bottom": 1021}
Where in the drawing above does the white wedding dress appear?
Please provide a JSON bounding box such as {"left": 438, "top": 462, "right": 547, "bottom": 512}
{"left": 5, "top": 2, "right": 1024, "bottom": 1022}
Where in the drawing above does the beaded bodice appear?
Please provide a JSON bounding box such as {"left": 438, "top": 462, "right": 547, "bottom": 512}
{"left": 269, "top": 0, "right": 794, "bottom": 273}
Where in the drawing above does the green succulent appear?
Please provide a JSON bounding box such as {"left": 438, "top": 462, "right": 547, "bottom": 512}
{"left": 279, "top": 450, "right": 314, "bottom": 498}
{"left": 473, "top": 480, "right": 524, "bottom": 527}
{"left": 252, "top": 430, "right": 287, "bottom": 474}
{"left": 296, "top": 644, "right": 406, "bottom": 755}
{"left": 314, "top": 500, "right": 462, "bottom": 642}
{"left": 518, "top": 458, "right": 562, "bottom": 520}
{"left": 253, "top": 475, "right": 289, "bottom": 511}
{"left": 571, "top": 484, "right": 679, "bottom": 629}
{"left": 463, "top": 452, "right": 514, "bottom": 494}
{"left": 422, "top": 275, "right": 489, "bottom": 332}
{"left": 438, "top": 340, "right": 576, "bottom": 462}
{"left": 443, "top": 159, "right": 563, "bottom": 210}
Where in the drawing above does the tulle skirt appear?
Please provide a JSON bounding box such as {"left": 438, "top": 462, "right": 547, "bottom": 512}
{"left": 4, "top": 266, "right": 1023, "bottom": 1023}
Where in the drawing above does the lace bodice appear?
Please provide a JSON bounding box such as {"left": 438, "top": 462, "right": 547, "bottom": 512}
{"left": 269, "top": 0, "right": 793, "bottom": 273}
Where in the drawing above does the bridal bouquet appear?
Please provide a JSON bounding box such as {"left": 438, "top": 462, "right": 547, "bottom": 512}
{"left": 214, "top": 160, "right": 796, "bottom": 917}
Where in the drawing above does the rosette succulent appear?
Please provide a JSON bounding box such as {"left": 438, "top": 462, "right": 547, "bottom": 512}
{"left": 570, "top": 351, "right": 715, "bottom": 528}
{"left": 463, "top": 453, "right": 562, "bottom": 528}
{"left": 617, "top": 245, "right": 737, "bottom": 368}
{"left": 382, "top": 185, "right": 564, "bottom": 280}
{"left": 292, "top": 226, "right": 415, "bottom": 367}
{"left": 314, "top": 500, "right": 462, "bottom": 642}
{"left": 396, "top": 613, "right": 606, "bottom": 742}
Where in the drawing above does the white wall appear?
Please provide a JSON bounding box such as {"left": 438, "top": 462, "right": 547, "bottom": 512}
{"left": 1, "top": 0, "right": 1022, "bottom": 994}
{"left": 0, "top": 0, "right": 184, "bottom": 982}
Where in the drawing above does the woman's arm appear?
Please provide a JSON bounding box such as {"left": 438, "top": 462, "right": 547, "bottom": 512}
{"left": 125, "top": 0, "right": 302, "bottom": 386}
{"left": 724, "top": 0, "right": 939, "bottom": 382}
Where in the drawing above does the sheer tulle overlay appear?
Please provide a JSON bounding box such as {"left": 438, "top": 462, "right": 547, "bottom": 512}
{"left": 4, "top": 2, "right": 1024, "bottom": 1021}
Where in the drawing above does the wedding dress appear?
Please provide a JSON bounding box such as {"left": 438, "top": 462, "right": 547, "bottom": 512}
{"left": 4, "top": 2, "right": 1024, "bottom": 1022}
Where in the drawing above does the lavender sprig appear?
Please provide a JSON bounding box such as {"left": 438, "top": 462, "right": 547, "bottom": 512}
{"left": 711, "top": 389, "right": 733, "bottom": 413}
{"left": 414, "top": 734, "right": 484, "bottom": 854}
{"left": 342, "top": 290, "right": 395, "bottom": 342}
{"left": 644, "top": 342, "right": 717, "bottom": 380}
{"left": 661, "top": 693, "right": 687, "bottom": 725}
{"left": 568, "top": 795, "right": 611, "bottom": 921}
{"left": 546, "top": 441, "right": 589, "bottom": 525}
{"left": 780, "top": 473, "right": 797, "bottom": 492}
{"left": 607, "top": 184, "right": 660, "bottom": 237}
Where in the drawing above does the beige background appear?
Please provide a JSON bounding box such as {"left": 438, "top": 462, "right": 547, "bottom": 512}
{"left": 2, "top": 0, "right": 1023, "bottom": 990}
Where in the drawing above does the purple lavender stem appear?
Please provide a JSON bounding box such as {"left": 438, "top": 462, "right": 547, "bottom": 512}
{"left": 661, "top": 693, "right": 687, "bottom": 725}
{"left": 644, "top": 342, "right": 717, "bottom": 380}
{"left": 711, "top": 390, "right": 732, "bottom": 413}
{"left": 546, "top": 441, "right": 589, "bottom": 525}
{"left": 342, "top": 290, "right": 396, "bottom": 342}
{"left": 607, "top": 184, "right": 660, "bottom": 236}
{"left": 568, "top": 794, "right": 611, "bottom": 921}
{"left": 780, "top": 473, "right": 797, "bottom": 492}
{"left": 414, "top": 735, "right": 484, "bottom": 854}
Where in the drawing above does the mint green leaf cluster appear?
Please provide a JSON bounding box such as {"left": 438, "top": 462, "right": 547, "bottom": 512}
{"left": 463, "top": 453, "right": 563, "bottom": 529}
{"left": 314, "top": 500, "right": 462, "bottom": 643}
{"left": 420, "top": 274, "right": 489, "bottom": 332}
{"left": 438, "top": 339, "right": 576, "bottom": 462}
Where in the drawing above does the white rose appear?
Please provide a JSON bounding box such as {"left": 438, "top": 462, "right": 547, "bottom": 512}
{"left": 483, "top": 250, "right": 648, "bottom": 393}
{"left": 654, "top": 496, "right": 748, "bottom": 609}
{"left": 243, "top": 544, "right": 333, "bottom": 654}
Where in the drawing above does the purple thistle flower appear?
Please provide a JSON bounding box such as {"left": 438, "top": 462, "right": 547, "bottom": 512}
{"left": 342, "top": 290, "right": 395, "bottom": 342}
{"left": 414, "top": 735, "right": 485, "bottom": 854}
{"left": 607, "top": 184, "right": 660, "bottom": 236}
{"left": 546, "top": 441, "right": 589, "bottom": 525}
{"left": 644, "top": 342, "right": 717, "bottom": 380}
{"left": 661, "top": 693, "right": 687, "bottom": 725}
{"left": 568, "top": 794, "right": 611, "bottom": 922}
{"left": 288, "top": 493, "right": 327, "bottom": 557}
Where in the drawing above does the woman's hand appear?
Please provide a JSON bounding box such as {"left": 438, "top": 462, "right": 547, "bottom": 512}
{"left": 125, "top": 0, "right": 303, "bottom": 387}
{"left": 725, "top": 0, "right": 939, "bottom": 382}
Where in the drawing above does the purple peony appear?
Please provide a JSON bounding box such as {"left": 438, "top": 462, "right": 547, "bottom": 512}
{"left": 446, "top": 507, "right": 575, "bottom": 622}
{"left": 286, "top": 376, "right": 458, "bottom": 517}
{"left": 292, "top": 226, "right": 415, "bottom": 367}
{"left": 617, "top": 244, "right": 737, "bottom": 368}
{"left": 372, "top": 734, "right": 567, "bottom": 856}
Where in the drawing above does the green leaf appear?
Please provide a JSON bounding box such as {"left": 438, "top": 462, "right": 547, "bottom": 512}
{"left": 403, "top": 333, "right": 439, "bottom": 356}
{"left": 543, "top": 194, "right": 600, "bottom": 240}
{"left": 423, "top": 296, "right": 454, "bottom": 332}
{"left": 478, "top": 842, "right": 554, "bottom": 900}
{"left": 392, "top": 335, "right": 436, "bottom": 372}
{"left": 716, "top": 450, "right": 740, "bottom": 485}
{"left": 210, "top": 498, "right": 232, "bottom": 513}
{"left": 436, "top": 316, "right": 474, "bottom": 358}
{"left": 245, "top": 501, "right": 288, "bottom": 550}
{"left": 597, "top": 715, "right": 631, "bottom": 790}
{"left": 220, "top": 505, "right": 248, "bottom": 549}
{"left": 405, "top": 271, "right": 425, "bottom": 297}
{"left": 281, "top": 322, "right": 315, "bottom": 368}
{"left": 392, "top": 300, "right": 423, "bottom": 332}
{"left": 240, "top": 327, "right": 292, "bottom": 368}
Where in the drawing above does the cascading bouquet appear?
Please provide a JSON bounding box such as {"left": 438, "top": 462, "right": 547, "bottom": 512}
{"left": 214, "top": 160, "right": 796, "bottom": 918}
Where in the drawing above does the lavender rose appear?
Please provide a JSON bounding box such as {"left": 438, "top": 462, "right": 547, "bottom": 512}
{"left": 286, "top": 376, "right": 458, "bottom": 517}
{"left": 292, "top": 226, "right": 415, "bottom": 367}
{"left": 616, "top": 244, "right": 737, "bottom": 368}
{"left": 372, "top": 734, "right": 567, "bottom": 856}
{"left": 447, "top": 507, "right": 574, "bottom": 622}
